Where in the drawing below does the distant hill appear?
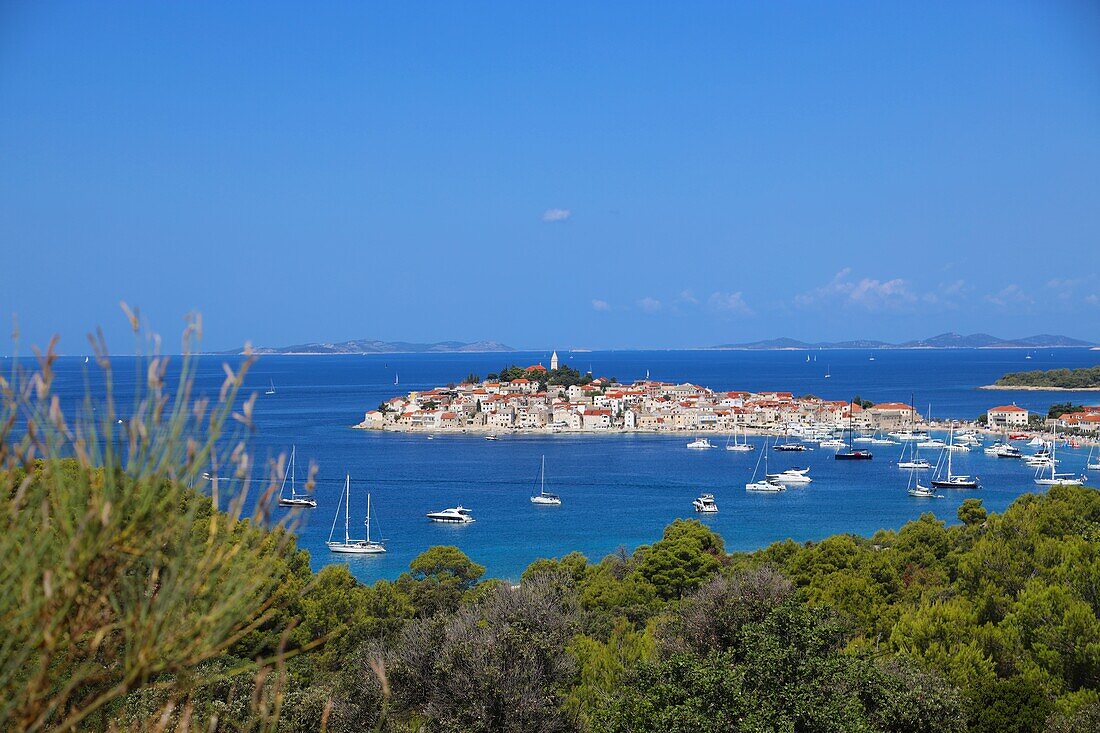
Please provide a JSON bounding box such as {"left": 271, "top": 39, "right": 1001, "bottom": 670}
{"left": 713, "top": 332, "right": 1094, "bottom": 350}
{"left": 233, "top": 339, "right": 515, "bottom": 355}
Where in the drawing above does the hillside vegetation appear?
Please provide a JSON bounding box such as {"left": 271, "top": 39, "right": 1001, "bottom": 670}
{"left": 994, "top": 366, "right": 1100, "bottom": 389}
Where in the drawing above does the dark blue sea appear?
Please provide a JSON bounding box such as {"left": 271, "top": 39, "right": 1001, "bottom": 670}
{"left": 18, "top": 347, "right": 1100, "bottom": 584}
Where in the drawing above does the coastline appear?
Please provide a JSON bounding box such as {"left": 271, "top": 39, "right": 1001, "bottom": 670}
{"left": 979, "top": 384, "right": 1100, "bottom": 391}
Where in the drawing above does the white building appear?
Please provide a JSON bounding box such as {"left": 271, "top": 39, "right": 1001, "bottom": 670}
{"left": 987, "top": 404, "right": 1029, "bottom": 428}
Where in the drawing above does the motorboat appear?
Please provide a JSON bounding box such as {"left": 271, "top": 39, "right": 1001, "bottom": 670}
{"left": 327, "top": 476, "right": 386, "bottom": 554}
{"left": 898, "top": 457, "right": 932, "bottom": 470}
{"left": 277, "top": 446, "right": 317, "bottom": 508}
{"left": 530, "top": 456, "right": 562, "bottom": 506}
{"left": 693, "top": 493, "right": 719, "bottom": 512}
{"left": 994, "top": 444, "right": 1022, "bottom": 458}
{"left": 767, "top": 469, "right": 812, "bottom": 484}
{"left": 917, "top": 439, "right": 946, "bottom": 449}
{"left": 485, "top": 435, "right": 499, "bottom": 441}
{"left": 687, "top": 437, "right": 715, "bottom": 450}
{"left": 819, "top": 438, "right": 847, "bottom": 449}
{"left": 427, "top": 506, "right": 475, "bottom": 523}
{"left": 774, "top": 441, "right": 807, "bottom": 452}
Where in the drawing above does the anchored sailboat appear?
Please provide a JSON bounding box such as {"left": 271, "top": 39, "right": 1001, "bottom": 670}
{"left": 930, "top": 427, "right": 980, "bottom": 488}
{"left": 530, "top": 455, "right": 562, "bottom": 505}
{"left": 266, "top": 379, "right": 276, "bottom": 395}
{"left": 277, "top": 447, "right": 317, "bottom": 508}
{"left": 327, "top": 475, "right": 386, "bottom": 554}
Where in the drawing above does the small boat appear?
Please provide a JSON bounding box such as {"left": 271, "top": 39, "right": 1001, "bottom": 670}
{"left": 327, "top": 476, "right": 386, "bottom": 554}
{"left": 995, "top": 444, "right": 1022, "bottom": 458}
{"left": 687, "top": 437, "right": 715, "bottom": 450}
{"left": 908, "top": 484, "right": 941, "bottom": 498}
{"left": 426, "top": 506, "right": 475, "bottom": 523}
{"left": 485, "top": 435, "right": 499, "bottom": 441}
{"left": 394, "top": 373, "right": 399, "bottom": 385}
{"left": 693, "top": 493, "right": 719, "bottom": 512}
{"left": 277, "top": 447, "right": 317, "bottom": 508}
{"left": 1087, "top": 443, "right": 1100, "bottom": 471}
{"left": 530, "top": 456, "right": 562, "bottom": 506}
{"left": 819, "top": 438, "right": 847, "bottom": 449}
{"left": 898, "top": 458, "right": 931, "bottom": 470}
{"left": 824, "top": 365, "right": 831, "bottom": 379}
{"left": 774, "top": 441, "right": 807, "bottom": 452}
{"left": 266, "top": 379, "right": 276, "bottom": 395}
{"left": 835, "top": 449, "right": 873, "bottom": 460}
{"left": 917, "top": 439, "right": 946, "bottom": 449}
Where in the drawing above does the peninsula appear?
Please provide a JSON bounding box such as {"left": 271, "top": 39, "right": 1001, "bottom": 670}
{"left": 355, "top": 355, "right": 921, "bottom": 434}
{"left": 981, "top": 365, "right": 1100, "bottom": 391}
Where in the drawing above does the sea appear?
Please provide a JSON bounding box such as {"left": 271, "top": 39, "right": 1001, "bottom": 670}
{"left": 16, "top": 347, "right": 1100, "bottom": 584}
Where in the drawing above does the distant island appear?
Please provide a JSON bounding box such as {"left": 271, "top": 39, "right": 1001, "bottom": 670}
{"left": 229, "top": 339, "right": 515, "bottom": 355}
{"left": 714, "top": 332, "right": 1094, "bottom": 350}
{"left": 981, "top": 365, "right": 1100, "bottom": 391}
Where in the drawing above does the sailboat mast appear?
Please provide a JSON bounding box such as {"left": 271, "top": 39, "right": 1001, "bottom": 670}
{"left": 947, "top": 427, "right": 953, "bottom": 479}
{"left": 541, "top": 455, "right": 546, "bottom": 496}
{"left": 366, "top": 493, "right": 372, "bottom": 543}
{"left": 290, "top": 446, "right": 296, "bottom": 497}
{"left": 344, "top": 476, "right": 351, "bottom": 543}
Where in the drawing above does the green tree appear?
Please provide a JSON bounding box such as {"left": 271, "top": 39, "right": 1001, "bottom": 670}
{"left": 958, "top": 498, "right": 988, "bottom": 527}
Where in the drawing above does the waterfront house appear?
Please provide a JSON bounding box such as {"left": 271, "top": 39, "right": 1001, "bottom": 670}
{"left": 988, "top": 404, "right": 1029, "bottom": 428}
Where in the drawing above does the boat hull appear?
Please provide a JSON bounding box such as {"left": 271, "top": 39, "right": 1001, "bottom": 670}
{"left": 835, "top": 451, "right": 873, "bottom": 460}
{"left": 327, "top": 542, "right": 386, "bottom": 554}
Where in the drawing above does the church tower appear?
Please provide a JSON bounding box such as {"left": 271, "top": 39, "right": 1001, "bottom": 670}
{"left": 550, "top": 351, "right": 559, "bottom": 371}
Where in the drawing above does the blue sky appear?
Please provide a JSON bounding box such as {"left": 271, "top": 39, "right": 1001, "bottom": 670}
{"left": 2, "top": 1, "right": 1099, "bottom": 352}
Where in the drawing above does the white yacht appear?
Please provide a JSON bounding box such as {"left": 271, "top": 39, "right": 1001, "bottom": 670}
{"left": 693, "top": 493, "right": 719, "bottom": 513}
{"left": 485, "top": 434, "right": 499, "bottom": 441}
{"left": 917, "top": 439, "right": 946, "bottom": 449}
{"left": 277, "top": 446, "right": 317, "bottom": 508}
{"left": 687, "top": 437, "right": 715, "bottom": 450}
{"left": 427, "top": 506, "right": 475, "bottom": 523}
{"left": 819, "top": 438, "right": 847, "bottom": 449}
{"left": 994, "top": 443, "right": 1023, "bottom": 458}
{"left": 908, "top": 484, "right": 940, "bottom": 498}
{"left": 530, "top": 455, "right": 562, "bottom": 506}
{"left": 930, "top": 429, "right": 980, "bottom": 489}
{"left": 767, "top": 469, "right": 812, "bottom": 484}
{"left": 326, "top": 476, "right": 386, "bottom": 554}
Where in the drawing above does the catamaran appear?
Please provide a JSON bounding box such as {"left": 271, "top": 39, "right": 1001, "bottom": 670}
{"left": 326, "top": 476, "right": 386, "bottom": 554}
{"left": 930, "top": 428, "right": 980, "bottom": 488}
{"left": 747, "top": 439, "right": 785, "bottom": 492}
{"left": 530, "top": 455, "right": 562, "bottom": 506}
{"left": 277, "top": 446, "right": 317, "bottom": 508}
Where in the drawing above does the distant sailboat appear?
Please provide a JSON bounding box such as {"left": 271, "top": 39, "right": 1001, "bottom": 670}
{"left": 530, "top": 455, "right": 562, "bottom": 505}
{"left": 824, "top": 365, "right": 831, "bottom": 379}
{"left": 394, "top": 373, "right": 399, "bottom": 386}
{"left": 84, "top": 356, "right": 89, "bottom": 364}
{"left": 266, "top": 379, "right": 276, "bottom": 395}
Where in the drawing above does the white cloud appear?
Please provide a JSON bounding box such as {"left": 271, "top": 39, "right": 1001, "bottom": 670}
{"left": 985, "top": 284, "right": 1034, "bottom": 308}
{"left": 591, "top": 299, "right": 611, "bottom": 312}
{"left": 707, "top": 291, "right": 753, "bottom": 315}
{"left": 795, "top": 268, "right": 917, "bottom": 311}
{"left": 637, "top": 297, "right": 663, "bottom": 313}
{"left": 542, "top": 208, "right": 571, "bottom": 222}
{"left": 677, "top": 290, "right": 699, "bottom": 305}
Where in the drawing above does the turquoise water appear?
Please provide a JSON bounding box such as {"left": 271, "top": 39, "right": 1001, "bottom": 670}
{"left": 23, "top": 347, "right": 1100, "bottom": 583}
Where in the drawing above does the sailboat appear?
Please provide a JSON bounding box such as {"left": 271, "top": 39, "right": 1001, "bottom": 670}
{"left": 746, "top": 439, "right": 784, "bottom": 492}
{"left": 824, "top": 365, "right": 831, "bottom": 379}
{"left": 1087, "top": 442, "right": 1100, "bottom": 471}
{"left": 835, "top": 401, "right": 872, "bottom": 460}
{"left": 726, "top": 426, "right": 754, "bottom": 452}
{"left": 277, "top": 447, "right": 317, "bottom": 508}
{"left": 327, "top": 476, "right": 386, "bottom": 554}
{"left": 266, "top": 379, "right": 276, "bottom": 395}
{"left": 1034, "top": 424, "right": 1084, "bottom": 486}
{"left": 394, "top": 373, "right": 399, "bottom": 386}
{"left": 930, "top": 427, "right": 979, "bottom": 488}
{"left": 530, "top": 455, "right": 562, "bottom": 505}
{"left": 898, "top": 396, "right": 930, "bottom": 470}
